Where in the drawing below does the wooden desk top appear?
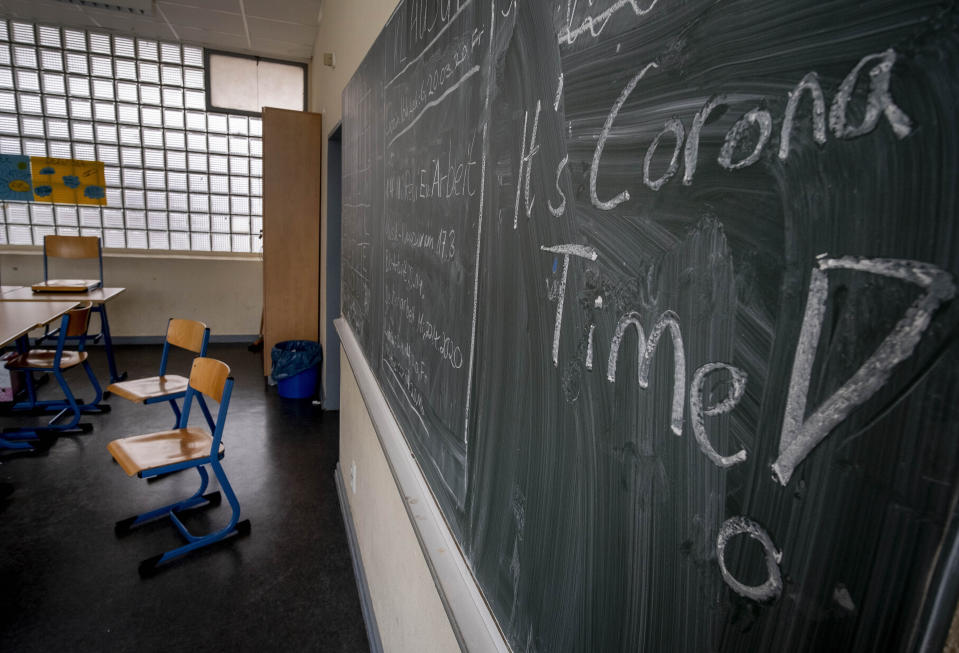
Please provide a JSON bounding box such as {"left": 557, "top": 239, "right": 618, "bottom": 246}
{"left": 0, "top": 286, "right": 125, "bottom": 303}
{"left": 0, "top": 301, "right": 79, "bottom": 347}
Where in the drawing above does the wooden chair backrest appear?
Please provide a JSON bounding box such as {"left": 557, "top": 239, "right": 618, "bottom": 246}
{"left": 44, "top": 235, "right": 100, "bottom": 260}
{"left": 64, "top": 301, "right": 93, "bottom": 338}
{"left": 189, "top": 357, "right": 230, "bottom": 403}
{"left": 167, "top": 318, "right": 208, "bottom": 353}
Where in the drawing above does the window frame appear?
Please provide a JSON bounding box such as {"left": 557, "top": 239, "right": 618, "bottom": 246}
{"left": 203, "top": 48, "right": 308, "bottom": 117}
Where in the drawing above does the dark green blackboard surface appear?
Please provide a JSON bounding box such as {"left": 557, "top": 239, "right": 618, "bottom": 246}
{"left": 341, "top": 1, "right": 959, "bottom": 649}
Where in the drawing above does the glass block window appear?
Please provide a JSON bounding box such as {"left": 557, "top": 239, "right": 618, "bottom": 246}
{"left": 0, "top": 19, "right": 262, "bottom": 253}
{"left": 206, "top": 50, "right": 306, "bottom": 115}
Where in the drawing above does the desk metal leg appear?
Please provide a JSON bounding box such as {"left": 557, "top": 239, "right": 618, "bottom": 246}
{"left": 95, "top": 304, "right": 127, "bottom": 383}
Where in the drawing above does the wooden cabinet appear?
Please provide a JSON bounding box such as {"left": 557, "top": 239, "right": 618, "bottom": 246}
{"left": 261, "top": 108, "right": 323, "bottom": 376}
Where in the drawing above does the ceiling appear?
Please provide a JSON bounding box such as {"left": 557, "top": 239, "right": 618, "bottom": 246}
{"left": 0, "top": 0, "right": 323, "bottom": 62}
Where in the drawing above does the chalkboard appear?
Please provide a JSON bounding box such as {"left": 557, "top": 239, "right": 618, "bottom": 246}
{"left": 341, "top": 0, "right": 959, "bottom": 649}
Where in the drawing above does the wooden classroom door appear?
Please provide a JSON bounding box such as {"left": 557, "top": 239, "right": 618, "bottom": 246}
{"left": 261, "top": 108, "right": 323, "bottom": 376}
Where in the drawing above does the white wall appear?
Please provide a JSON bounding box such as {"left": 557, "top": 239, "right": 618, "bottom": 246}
{"left": 340, "top": 348, "right": 461, "bottom": 652}
{"left": 312, "top": 1, "right": 460, "bottom": 649}
{"left": 0, "top": 250, "right": 262, "bottom": 338}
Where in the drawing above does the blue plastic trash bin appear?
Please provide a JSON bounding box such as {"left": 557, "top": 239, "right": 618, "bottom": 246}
{"left": 271, "top": 340, "right": 322, "bottom": 399}
{"left": 277, "top": 366, "right": 318, "bottom": 399}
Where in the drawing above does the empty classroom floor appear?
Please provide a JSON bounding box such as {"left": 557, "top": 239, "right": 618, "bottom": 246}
{"left": 0, "top": 343, "right": 369, "bottom": 652}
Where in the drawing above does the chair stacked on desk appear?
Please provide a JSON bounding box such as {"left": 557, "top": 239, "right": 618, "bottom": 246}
{"left": 29, "top": 235, "right": 127, "bottom": 384}
{"left": 35, "top": 235, "right": 103, "bottom": 341}
{"left": 37, "top": 235, "right": 103, "bottom": 291}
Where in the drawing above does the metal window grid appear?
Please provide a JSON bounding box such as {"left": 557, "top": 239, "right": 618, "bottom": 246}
{"left": 0, "top": 19, "right": 264, "bottom": 253}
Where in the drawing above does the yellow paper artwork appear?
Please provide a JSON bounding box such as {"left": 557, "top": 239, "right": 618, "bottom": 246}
{"left": 30, "top": 157, "right": 107, "bottom": 205}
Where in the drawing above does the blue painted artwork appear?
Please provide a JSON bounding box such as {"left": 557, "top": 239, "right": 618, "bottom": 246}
{"left": 0, "top": 154, "right": 33, "bottom": 201}
{"left": 34, "top": 185, "right": 52, "bottom": 197}
{"left": 83, "top": 185, "right": 105, "bottom": 199}
{"left": 39, "top": 166, "right": 55, "bottom": 175}
{"left": 62, "top": 175, "right": 80, "bottom": 188}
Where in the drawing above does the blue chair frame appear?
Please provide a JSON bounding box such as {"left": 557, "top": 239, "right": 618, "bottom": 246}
{"left": 106, "top": 318, "right": 214, "bottom": 430}
{"left": 108, "top": 357, "right": 249, "bottom": 576}
{"left": 6, "top": 302, "right": 108, "bottom": 435}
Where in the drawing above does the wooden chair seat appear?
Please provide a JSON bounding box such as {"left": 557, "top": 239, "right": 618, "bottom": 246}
{"left": 5, "top": 349, "right": 88, "bottom": 370}
{"left": 106, "top": 374, "right": 189, "bottom": 403}
{"left": 109, "top": 318, "right": 211, "bottom": 429}
{"left": 107, "top": 426, "right": 225, "bottom": 477}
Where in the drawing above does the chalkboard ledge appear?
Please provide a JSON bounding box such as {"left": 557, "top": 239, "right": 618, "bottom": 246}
{"left": 335, "top": 318, "right": 509, "bottom": 652}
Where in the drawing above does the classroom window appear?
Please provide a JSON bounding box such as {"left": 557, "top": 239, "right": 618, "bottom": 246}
{"left": 0, "top": 19, "right": 263, "bottom": 253}
{"left": 205, "top": 50, "right": 305, "bottom": 115}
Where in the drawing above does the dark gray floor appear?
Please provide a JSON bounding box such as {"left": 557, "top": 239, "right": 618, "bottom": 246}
{"left": 0, "top": 343, "right": 370, "bottom": 652}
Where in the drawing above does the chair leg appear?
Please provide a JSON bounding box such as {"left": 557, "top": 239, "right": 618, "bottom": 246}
{"left": 49, "top": 359, "right": 109, "bottom": 415}
{"left": 136, "top": 460, "right": 249, "bottom": 576}
{"left": 12, "top": 360, "right": 109, "bottom": 424}
{"left": 77, "top": 359, "right": 109, "bottom": 414}
{"left": 0, "top": 434, "right": 37, "bottom": 450}
{"left": 168, "top": 398, "right": 182, "bottom": 429}
{"left": 23, "top": 367, "right": 39, "bottom": 409}
{"left": 47, "top": 369, "right": 83, "bottom": 431}
{"left": 115, "top": 465, "right": 220, "bottom": 535}
{"left": 139, "top": 518, "right": 251, "bottom": 578}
